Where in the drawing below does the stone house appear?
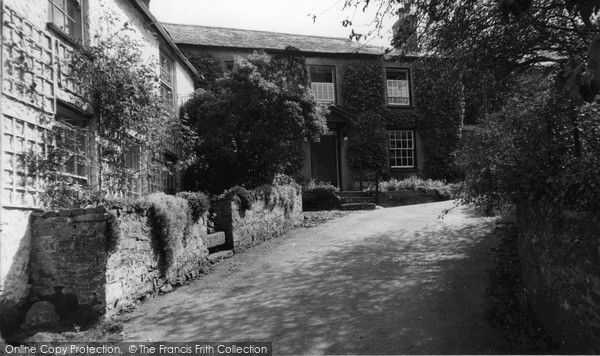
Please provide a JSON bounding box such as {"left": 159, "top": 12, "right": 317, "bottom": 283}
{"left": 0, "top": 0, "right": 196, "bottom": 331}
{"left": 161, "top": 23, "right": 461, "bottom": 191}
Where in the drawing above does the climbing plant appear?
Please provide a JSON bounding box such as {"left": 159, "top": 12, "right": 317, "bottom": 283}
{"left": 28, "top": 25, "right": 188, "bottom": 208}
{"left": 343, "top": 61, "right": 389, "bottom": 188}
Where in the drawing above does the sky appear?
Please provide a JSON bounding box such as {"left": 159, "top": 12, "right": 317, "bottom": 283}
{"left": 149, "top": 0, "right": 397, "bottom": 48}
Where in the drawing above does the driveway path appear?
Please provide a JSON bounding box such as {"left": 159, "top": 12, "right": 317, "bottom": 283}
{"left": 121, "top": 201, "right": 510, "bottom": 354}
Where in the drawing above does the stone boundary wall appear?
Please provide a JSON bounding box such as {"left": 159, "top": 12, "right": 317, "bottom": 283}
{"left": 517, "top": 201, "right": 600, "bottom": 353}
{"left": 29, "top": 206, "right": 221, "bottom": 319}
{"left": 215, "top": 191, "right": 303, "bottom": 253}
{"left": 377, "top": 190, "right": 441, "bottom": 207}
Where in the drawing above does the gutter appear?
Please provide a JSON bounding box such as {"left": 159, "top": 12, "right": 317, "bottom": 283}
{"left": 130, "top": 0, "right": 198, "bottom": 77}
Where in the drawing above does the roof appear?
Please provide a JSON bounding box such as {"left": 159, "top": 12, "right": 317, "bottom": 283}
{"left": 161, "top": 23, "right": 387, "bottom": 56}
{"left": 130, "top": 0, "right": 198, "bottom": 76}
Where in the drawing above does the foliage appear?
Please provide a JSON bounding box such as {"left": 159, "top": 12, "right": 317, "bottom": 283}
{"left": 69, "top": 29, "right": 179, "bottom": 195}
{"left": 348, "top": 0, "right": 600, "bottom": 102}
{"left": 409, "top": 59, "right": 465, "bottom": 180}
{"left": 342, "top": 59, "right": 464, "bottom": 183}
{"left": 221, "top": 186, "right": 255, "bottom": 212}
{"left": 457, "top": 73, "right": 600, "bottom": 214}
{"left": 28, "top": 23, "right": 186, "bottom": 208}
{"left": 343, "top": 62, "right": 389, "bottom": 185}
{"left": 302, "top": 180, "right": 342, "bottom": 211}
{"left": 181, "top": 49, "right": 328, "bottom": 193}
{"left": 182, "top": 51, "right": 223, "bottom": 91}
{"left": 255, "top": 183, "right": 299, "bottom": 215}
{"left": 304, "top": 179, "right": 339, "bottom": 192}
{"left": 272, "top": 173, "right": 302, "bottom": 192}
{"left": 147, "top": 193, "right": 190, "bottom": 275}
{"left": 176, "top": 191, "right": 211, "bottom": 221}
{"left": 375, "top": 176, "right": 456, "bottom": 200}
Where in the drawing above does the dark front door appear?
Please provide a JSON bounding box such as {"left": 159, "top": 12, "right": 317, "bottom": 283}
{"left": 310, "top": 135, "right": 339, "bottom": 187}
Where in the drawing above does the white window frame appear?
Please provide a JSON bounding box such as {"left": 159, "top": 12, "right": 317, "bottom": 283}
{"left": 53, "top": 120, "right": 90, "bottom": 184}
{"left": 389, "top": 130, "right": 415, "bottom": 168}
{"left": 48, "top": 0, "right": 83, "bottom": 41}
{"left": 310, "top": 66, "right": 335, "bottom": 103}
{"left": 160, "top": 51, "right": 175, "bottom": 109}
{"left": 386, "top": 69, "right": 411, "bottom": 106}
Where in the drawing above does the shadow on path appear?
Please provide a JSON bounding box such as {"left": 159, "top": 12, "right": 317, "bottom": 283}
{"left": 122, "top": 202, "right": 510, "bottom": 355}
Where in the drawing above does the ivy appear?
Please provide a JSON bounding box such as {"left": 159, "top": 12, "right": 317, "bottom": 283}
{"left": 182, "top": 52, "right": 223, "bottom": 91}
{"left": 343, "top": 62, "right": 389, "bottom": 187}
{"left": 343, "top": 59, "right": 464, "bottom": 183}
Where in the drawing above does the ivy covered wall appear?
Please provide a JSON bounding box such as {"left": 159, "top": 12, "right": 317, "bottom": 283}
{"left": 342, "top": 58, "right": 464, "bottom": 181}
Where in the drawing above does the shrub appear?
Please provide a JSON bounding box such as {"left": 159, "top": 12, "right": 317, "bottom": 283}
{"left": 273, "top": 173, "right": 301, "bottom": 193}
{"left": 255, "top": 183, "right": 299, "bottom": 216}
{"left": 376, "top": 176, "right": 456, "bottom": 200}
{"left": 302, "top": 180, "right": 341, "bottom": 211}
{"left": 176, "top": 191, "right": 210, "bottom": 221}
{"left": 221, "top": 186, "right": 255, "bottom": 211}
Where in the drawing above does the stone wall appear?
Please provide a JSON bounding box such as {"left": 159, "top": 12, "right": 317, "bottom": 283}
{"left": 517, "top": 201, "right": 600, "bottom": 353}
{"left": 215, "top": 190, "right": 303, "bottom": 253}
{"left": 377, "top": 190, "right": 442, "bottom": 207}
{"left": 30, "top": 207, "right": 109, "bottom": 316}
{"left": 28, "top": 205, "right": 220, "bottom": 319}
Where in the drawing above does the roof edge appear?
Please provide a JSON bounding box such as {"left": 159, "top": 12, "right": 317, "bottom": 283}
{"left": 161, "top": 22, "right": 388, "bottom": 56}
{"left": 161, "top": 22, "right": 371, "bottom": 43}
{"left": 130, "top": 0, "right": 198, "bottom": 76}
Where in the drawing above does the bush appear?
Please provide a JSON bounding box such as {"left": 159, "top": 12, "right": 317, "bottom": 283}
{"left": 273, "top": 173, "right": 301, "bottom": 193}
{"left": 255, "top": 183, "right": 299, "bottom": 215}
{"left": 176, "top": 191, "right": 210, "bottom": 221}
{"left": 376, "top": 176, "right": 456, "bottom": 200}
{"left": 221, "top": 186, "right": 255, "bottom": 211}
{"left": 302, "top": 180, "right": 341, "bottom": 211}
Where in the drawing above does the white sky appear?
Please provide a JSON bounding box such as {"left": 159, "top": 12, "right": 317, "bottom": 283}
{"left": 149, "top": 0, "right": 397, "bottom": 48}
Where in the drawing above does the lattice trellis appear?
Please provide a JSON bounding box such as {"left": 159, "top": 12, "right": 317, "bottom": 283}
{"left": 2, "top": 5, "right": 58, "bottom": 207}
{"left": 2, "top": 6, "right": 55, "bottom": 114}
{"left": 2, "top": 115, "right": 51, "bottom": 207}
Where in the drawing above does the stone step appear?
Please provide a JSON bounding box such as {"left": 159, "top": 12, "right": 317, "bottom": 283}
{"left": 207, "top": 249, "right": 234, "bottom": 264}
{"left": 341, "top": 203, "right": 377, "bottom": 211}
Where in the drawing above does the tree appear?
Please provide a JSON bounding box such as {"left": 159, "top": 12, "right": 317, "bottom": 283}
{"left": 342, "top": 0, "right": 600, "bottom": 213}
{"left": 345, "top": 0, "right": 600, "bottom": 106}
{"left": 181, "top": 49, "right": 328, "bottom": 193}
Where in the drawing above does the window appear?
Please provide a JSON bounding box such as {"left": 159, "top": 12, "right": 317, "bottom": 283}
{"left": 310, "top": 66, "right": 335, "bottom": 103}
{"left": 160, "top": 51, "right": 175, "bottom": 108}
{"left": 225, "top": 60, "right": 234, "bottom": 72}
{"left": 124, "top": 143, "right": 141, "bottom": 197}
{"left": 389, "top": 130, "right": 415, "bottom": 168}
{"left": 163, "top": 154, "right": 177, "bottom": 195}
{"left": 48, "top": 0, "right": 83, "bottom": 41}
{"left": 54, "top": 103, "right": 90, "bottom": 185}
{"left": 386, "top": 69, "right": 411, "bottom": 106}
{"left": 148, "top": 153, "right": 177, "bottom": 195}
